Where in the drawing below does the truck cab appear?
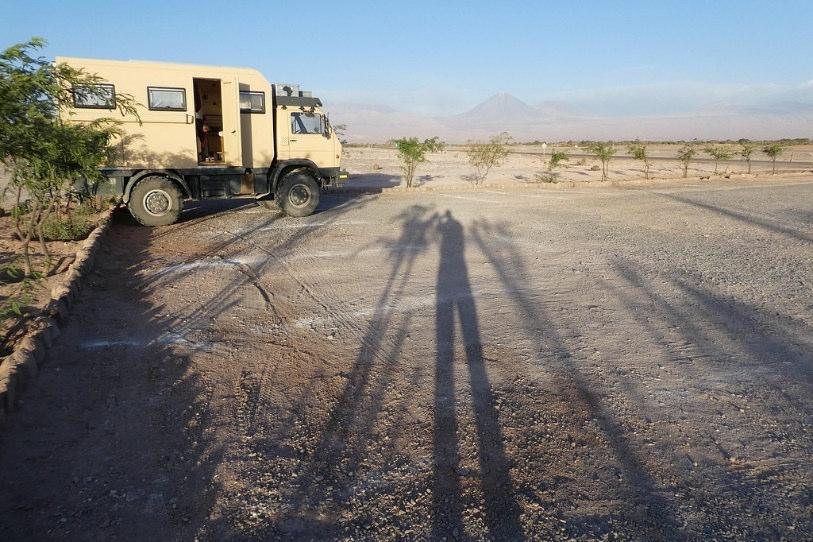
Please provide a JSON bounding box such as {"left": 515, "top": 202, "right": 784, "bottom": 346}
{"left": 56, "top": 57, "right": 347, "bottom": 226}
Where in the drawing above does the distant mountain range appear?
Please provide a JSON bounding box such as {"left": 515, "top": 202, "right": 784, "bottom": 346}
{"left": 328, "top": 90, "right": 813, "bottom": 143}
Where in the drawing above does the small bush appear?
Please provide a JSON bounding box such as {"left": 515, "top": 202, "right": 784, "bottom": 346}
{"left": 391, "top": 137, "right": 445, "bottom": 188}
{"left": 466, "top": 133, "right": 511, "bottom": 185}
{"left": 590, "top": 165, "right": 600, "bottom": 171}
{"left": 533, "top": 172, "right": 559, "bottom": 183}
{"left": 548, "top": 151, "right": 568, "bottom": 170}
{"left": 41, "top": 215, "right": 94, "bottom": 241}
{"left": 576, "top": 158, "right": 587, "bottom": 166}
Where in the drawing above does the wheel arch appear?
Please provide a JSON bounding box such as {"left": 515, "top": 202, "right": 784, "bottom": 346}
{"left": 123, "top": 170, "right": 191, "bottom": 204}
{"left": 268, "top": 160, "right": 321, "bottom": 194}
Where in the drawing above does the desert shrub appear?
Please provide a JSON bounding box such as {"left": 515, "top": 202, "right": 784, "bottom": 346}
{"left": 391, "top": 137, "right": 445, "bottom": 188}
{"left": 762, "top": 143, "right": 786, "bottom": 173}
{"left": 0, "top": 262, "right": 39, "bottom": 324}
{"left": 739, "top": 143, "right": 755, "bottom": 173}
{"left": 41, "top": 215, "right": 94, "bottom": 241}
{"left": 703, "top": 145, "right": 732, "bottom": 174}
{"left": 676, "top": 145, "right": 697, "bottom": 178}
{"left": 627, "top": 142, "right": 651, "bottom": 179}
{"left": 576, "top": 158, "right": 586, "bottom": 166}
{"left": 465, "top": 133, "right": 511, "bottom": 185}
{"left": 533, "top": 172, "right": 559, "bottom": 183}
{"left": 589, "top": 165, "right": 600, "bottom": 171}
{"left": 588, "top": 142, "right": 616, "bottom": 181}
{"left": 548, "top": 151, "right": 568, "bottom": 170}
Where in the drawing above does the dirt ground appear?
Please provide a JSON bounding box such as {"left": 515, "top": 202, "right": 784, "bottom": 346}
{"left": 0, "top": 211, "right": 104, "bottom": 357}
{"left": 342, "top": 145, "right": 813, "bottom": 190}
{"left": 0, "top": 177, "right": 811, "bottom": 540}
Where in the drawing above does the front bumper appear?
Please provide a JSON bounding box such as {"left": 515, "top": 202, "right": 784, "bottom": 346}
{"left": 319, "top": 167, "right": 350, "bottom": 186}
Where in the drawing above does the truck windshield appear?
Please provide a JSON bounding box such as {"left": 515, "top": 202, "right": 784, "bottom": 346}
{"left": 291, "top": 112, "right": 324, "bottom": 135}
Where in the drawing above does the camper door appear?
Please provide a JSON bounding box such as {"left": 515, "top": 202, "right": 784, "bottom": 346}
{"left": 221, "top": 77, "right": 243, "bottom": 166}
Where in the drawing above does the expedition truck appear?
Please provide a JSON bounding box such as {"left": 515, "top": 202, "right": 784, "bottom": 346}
{"left": 57, "top": 57, "right": 346, "bottom": 226}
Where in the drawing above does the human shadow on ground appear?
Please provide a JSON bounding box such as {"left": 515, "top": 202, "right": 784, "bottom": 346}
{"left": 241, "top": 208, "right": 525, "bottom": 539}
{"left": 432, "top": 210, "right": 524, "bottom": 540}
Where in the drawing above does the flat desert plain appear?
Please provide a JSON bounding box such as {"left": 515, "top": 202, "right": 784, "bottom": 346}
{"left": 341, "top": 143, "right": 813, "bottom": 190}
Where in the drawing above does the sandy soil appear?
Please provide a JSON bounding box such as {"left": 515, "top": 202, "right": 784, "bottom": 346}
{"left": 0, "top": 179, "right": 811, "bottom": 540}
{"left": 342, "top": 145, "right": 813, "bottom": 190}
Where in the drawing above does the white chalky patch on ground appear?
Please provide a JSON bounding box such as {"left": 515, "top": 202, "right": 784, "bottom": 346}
{"left": 146, "top": 255, "right": 264, "bottom": 277}
{"left": 80, "top": 339, "right": 143, "bottom": 349}
{"left": 155, "top": 332, "right": 216, "bottom": 352}
{"left": 275, "top": 244, "right": 427, "bottom": 262}
{"left": 291, "top": 290, "right": 500, "bottom": 329}
{"left": 80, "top": 334, "right": 216, "bottom": 351}
{"left": 258, "top": 219, "right": 369, "bottom": 231}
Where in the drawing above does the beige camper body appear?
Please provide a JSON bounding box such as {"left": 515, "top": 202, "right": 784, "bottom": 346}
{"left": 57, "top": 56, "right": 345, "bottom": 225}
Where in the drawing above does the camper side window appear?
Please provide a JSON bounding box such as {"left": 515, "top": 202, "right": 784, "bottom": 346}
{"left": 148, "top": 87, "right": 187, "bottom": 111}
{"left": 291, "top": 113, "right": 324, "bottom": 135}
{"left": 73, "top": 84, "right": 115, "bottom": 109}
{"left": 240, "top": 91, "right": 265, "bottom": 114}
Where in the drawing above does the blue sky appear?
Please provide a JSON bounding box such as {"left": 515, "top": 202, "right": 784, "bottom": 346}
{"left": 2, "top": 0, "right": 812, "bottom": 116}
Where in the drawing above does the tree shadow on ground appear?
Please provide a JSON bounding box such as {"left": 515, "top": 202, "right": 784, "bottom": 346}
{"left": 470, "top": 219, "right": 687, "bottom": 540}
{"left": 249, "top": 204, "right": 437, "bottom": 538}
{"left": 341, "top": 173, "right": 402, "bottom": 191}
{"left": 0, "top": 216, "right": 223, "bottom": 540}
{"left": 0, "top": 192, "right": 369, "bottom": 539}
{"left": 599, "top": 257, "right": 813, "bottom": 538}
{"left": 225, "top": 208, "right": 526, "bottom": 540}
{"left": 659, "top": 193, "right": 812, "bottom": 243}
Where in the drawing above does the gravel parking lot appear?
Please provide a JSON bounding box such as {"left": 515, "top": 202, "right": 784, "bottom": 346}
{"left": 1, "top": 178, "right": 811, "bottom": 540}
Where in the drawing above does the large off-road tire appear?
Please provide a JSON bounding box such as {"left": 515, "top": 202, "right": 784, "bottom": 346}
{"left": 128, "top": 176, "right": 183, "bottom": 226}
{"left": 276, "top": 171, "right": 320, "bottom": 217}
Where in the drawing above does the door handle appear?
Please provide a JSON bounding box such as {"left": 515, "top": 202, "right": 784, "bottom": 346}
{"left": 290, "top": 139, "right": 298, "bottom": 142}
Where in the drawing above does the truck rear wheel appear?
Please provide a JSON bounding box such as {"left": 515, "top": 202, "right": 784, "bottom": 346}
{"left": 276, "top": 171, "right": 320, "bottom": 217}
{"left": 128, "top": 176, "right": 183, "bottom": 226}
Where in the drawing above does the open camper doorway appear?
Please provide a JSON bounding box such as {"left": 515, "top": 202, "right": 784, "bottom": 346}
{"left": 193, "top": 78, "right": 224, "bottom": 164}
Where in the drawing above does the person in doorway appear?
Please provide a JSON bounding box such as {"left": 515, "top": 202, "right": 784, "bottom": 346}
{"left": 194, "top": 89, "right": 210, "bottom": 161}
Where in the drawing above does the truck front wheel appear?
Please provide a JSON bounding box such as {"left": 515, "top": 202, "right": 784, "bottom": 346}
{"left": 128, "top": 176, "right": 183, "bottom": 226}
{"left": 276, "top": 171, "right": 320, "bottom": 217}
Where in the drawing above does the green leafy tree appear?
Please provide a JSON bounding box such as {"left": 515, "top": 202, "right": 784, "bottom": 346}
{"left": 676, "top": 145, "right": 696, "bottom": 178}
{"left": 739, "top": 142, "right": 755, "bottom": 173}
{"left": 0, "top": 37, "right": 138, "bottom": 275}
{"left": 627, "top": 142, "right": 651, "bottom": 179}
{"left": 588, "top": 141, "right": 616, "bottom": 181}
{"left": 762, "top": 142, "right": 786, "bottom": 174}
{"left": 466, "top": 132, "right": 512, "bottom": 185}
{"left": 391, "top": 136, "right": 445, "bottom": 188}
{"left": 548, "top": 150, "right": 568, "bottom": 171}
{"left": 703, "top": 145, "right": 732, "bottom": 174}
